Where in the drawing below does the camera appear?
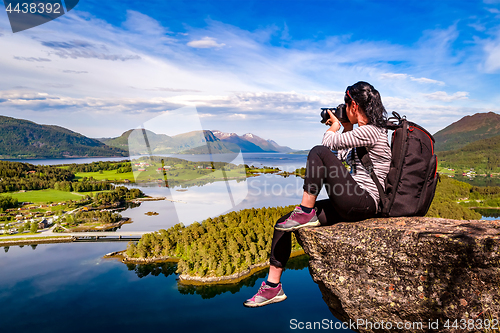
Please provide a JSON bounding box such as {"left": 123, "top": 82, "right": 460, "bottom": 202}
{"left": 320, "top": 104, "right": 349, "bottom": 124}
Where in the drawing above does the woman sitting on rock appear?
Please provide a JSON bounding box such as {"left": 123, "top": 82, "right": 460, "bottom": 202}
{"left": 244, "top": 81, "right": 392, "bottom": 307}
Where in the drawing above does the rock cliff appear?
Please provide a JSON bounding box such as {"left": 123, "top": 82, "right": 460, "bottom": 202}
{"left": 296, "top": 217, "right": 500, "bottom": 333}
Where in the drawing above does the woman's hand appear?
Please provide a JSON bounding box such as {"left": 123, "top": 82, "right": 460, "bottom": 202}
{"left": 326, "top": 110, "right": 341, "bottom": 132}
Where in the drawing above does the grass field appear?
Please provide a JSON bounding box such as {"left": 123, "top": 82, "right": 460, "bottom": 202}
{"left": 437, "top": 165, "right": 458, "bottom": 175}
{"left": 123, "top": 166, "right": 247, "bottom": 183}
{"left": 9, "top": 189, "right": 84, "bottom": 204}
{"left": 74, "top": 170, "right": 135, "bottom": 181}
{"left": 73, "top": 161, "right": 253, "bottom": 184}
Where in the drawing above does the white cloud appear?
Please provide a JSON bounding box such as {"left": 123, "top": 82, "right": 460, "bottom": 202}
{"left": 62, "top": 70, "right": 88, "bottom": 74}
{"left": 41, "top": 40, "right": 141, "bottom": 61}
{"left": 380, "top": 72, "right": 444, "bottom": 85}
{"left": 380, "top": 73, "right": 409, "bottom": 80}
{"left": 410, "top": 77, "right": 445, "bottom": 85}
{"left": 0, "top": 9, "right": 498, "bottom": 148}
{"left": 468, "top": 23, "right": 486, "bottom": 32}
{"left": 0, "top": 89, "right": 183, "bottom": 112}
{"left": 483, "top": 33, "right": 500, "bottom": 73}
{"left": 14, "top": 56, "right": 51, "bottom": 62}
{"left": 423, "top": 91, "right": 469, "bottom": 102}
{"left": 147, "top": 87, "right": 202, "bottom": 93}
{"left": 122, "top": 10, "right": 170, "bottom": 36}
{"left": 166, "top": 91, "right": 330, "bottom": 115}
{"left": 187, "top": 37, "right": 225, "bottom": 49}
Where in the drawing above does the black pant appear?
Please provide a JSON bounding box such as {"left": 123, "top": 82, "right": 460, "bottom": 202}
{"left": 269, "top": 145, "right": 377, "bottom": 268}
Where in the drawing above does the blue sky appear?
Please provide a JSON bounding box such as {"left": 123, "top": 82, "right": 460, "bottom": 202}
{"left": 0, "top": 0, "right": 499, "bottom": 149}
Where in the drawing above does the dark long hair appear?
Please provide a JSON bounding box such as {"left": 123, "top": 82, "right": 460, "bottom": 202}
{"left": 344, "top": 81, "right": 387, "bottom": 128}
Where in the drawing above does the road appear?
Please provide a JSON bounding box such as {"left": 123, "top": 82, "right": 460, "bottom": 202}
{"left": 0, "top": 225, "right": 150, "bottom": 240}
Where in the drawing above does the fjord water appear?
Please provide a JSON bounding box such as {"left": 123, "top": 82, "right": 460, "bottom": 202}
{"left": 118, "top": 172, "right": 323, "bottom": 231}
{"left": 7, "top": 152, "right": 308, "bottom": 169}
{"left": 0, "top": 242, "right": 339, "bottom": 333}
{"left": 1, "top": 153, "right": 353, "bottom": 332}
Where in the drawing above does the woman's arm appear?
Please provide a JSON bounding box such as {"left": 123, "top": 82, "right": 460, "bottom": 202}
{"left": 325, "top": 109, "right": 353, "bottom": 134}
{"left": 325, "top": 109, "right": 342, "bottom": 133}
{"left": 322, "top": 125, "right": 381, "bottom": 150}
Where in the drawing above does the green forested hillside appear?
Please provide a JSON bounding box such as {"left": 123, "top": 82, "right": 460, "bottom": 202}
{"left": 425, "top": 177, "right": 482, "bottom": 220}
{"left": 0, "top": 161, "right": 74, "bottom": 192}
{"left": 433, "top": 112, "right": 500, "bottom": 152}
{"left": 0, "top": 160, "right": 135, "bottom": 194}
{"left": 437, "top": 134, "right": 500, "bottom": 173}
{"left": 0, "top": 115, "right": 127, "bottom": 159}
{"left": 425, "top": 176, "right": 500, "bottom": 219}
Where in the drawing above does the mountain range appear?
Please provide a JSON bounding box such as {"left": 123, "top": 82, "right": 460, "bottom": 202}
{"left": 211, "top": 130, "right": 293, "bottom": 153}
{"left": 0, "top": 115, "right": 127, "bottom": 159}
{"left": 99, "top": 129, "right": 234, "bottom": 155}
{"left": 0, "top": 115, "right": 294, "bottom": 159}
{"left": 2, "top": 112, "right": 500, "bottom": 161}
{"left": 99, "top": 129, "right": 293, "bottom": 155}
{"left": 433, "top": 112, "right": 500, "bottom": 152}
{"left": 433, "top": 112, "right": 500, "bottom": 172}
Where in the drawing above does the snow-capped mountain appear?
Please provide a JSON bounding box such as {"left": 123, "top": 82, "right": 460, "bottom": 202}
{"left": 213, "top": 130, "right": 294, "bottom": 153}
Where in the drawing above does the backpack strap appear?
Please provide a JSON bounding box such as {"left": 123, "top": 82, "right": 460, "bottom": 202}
{"left": 356, "top": 146, "right": 386, "bottom": 212}
{"left": 385, "top": 111, "right": 403, "bottom": 131}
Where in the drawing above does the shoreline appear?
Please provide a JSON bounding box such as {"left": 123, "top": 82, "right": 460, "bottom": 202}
{"left": 0, "top": 155, "right": 128, "bottom": 161}
{"left": 469, "top": 206, "right": 500, "bottom": 210}
{"left": 2, "top": 236, "right": 307, "bottom": 286}
{"left": 62, "top": 217, "right": 132, "bottom": 232}
{"left": 178, "top": 249, "right": 306, "bottom": 285}
{"left": 111, "top": 249, "right": 306, "bottom": 285}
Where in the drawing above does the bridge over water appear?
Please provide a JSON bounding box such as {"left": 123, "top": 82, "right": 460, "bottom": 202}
{"left": 0, "top": 230, "right": 150, "bottom": 242}
{"left": 69, "top": 231, "right": 145, "bottom": 242}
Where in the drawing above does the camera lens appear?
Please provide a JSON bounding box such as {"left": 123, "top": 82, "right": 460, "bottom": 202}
{"left": 320, "top": 109, "right": 330, "bottom": 123}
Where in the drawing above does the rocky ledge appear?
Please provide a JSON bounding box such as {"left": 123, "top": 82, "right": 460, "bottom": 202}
{"left": 296, "top": 217, "right": 500, "bottom": 333}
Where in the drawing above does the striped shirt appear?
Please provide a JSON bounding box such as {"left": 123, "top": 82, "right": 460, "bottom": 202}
{"left": 322, "top": 125, "right": 391, "bottom": 209}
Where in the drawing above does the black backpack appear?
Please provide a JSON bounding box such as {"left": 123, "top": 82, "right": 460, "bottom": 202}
{"left": 357, "top": 112, "right": 438, "bottom": 217}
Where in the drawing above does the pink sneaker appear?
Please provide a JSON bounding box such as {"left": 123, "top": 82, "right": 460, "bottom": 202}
{"left": 274, "top": 206, "right": 319, "bottom": 231}
{"left": 243, "top": 282, "right": 287, "bottom": 307}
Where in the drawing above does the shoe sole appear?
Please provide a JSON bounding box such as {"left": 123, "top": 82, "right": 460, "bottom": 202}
{"left": 274, "top": 220, "right": 320, "bottom": 231}
{"left": 243, "top": 294, "right": 287, "bottom": 308}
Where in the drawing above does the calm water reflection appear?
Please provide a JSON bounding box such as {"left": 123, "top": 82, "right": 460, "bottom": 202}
{"left": 477, "top": 208, "right": 500, "bottom": 220}
{"left": 0, "top": 243, "right": 345, "bottom": 333}
{"left": 126, "top": 255, "right": 310, "bottom": 300}
{"left": 118, "top": 173, "right": 329, "bottom": 231}
{"left": 453, "top": 175, "right": 500, "bottom": 187}
{"left": 7, "top": 153, "right": 308, "bottom": 169}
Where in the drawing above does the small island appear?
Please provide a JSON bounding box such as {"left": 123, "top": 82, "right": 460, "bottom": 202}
{"left": 120, "top": 205, "right": 303, "bottom": 284}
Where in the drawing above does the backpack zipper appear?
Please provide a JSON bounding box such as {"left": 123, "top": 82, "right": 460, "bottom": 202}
{"left": 409, "top": 126, "right": 434, "bottom": 155}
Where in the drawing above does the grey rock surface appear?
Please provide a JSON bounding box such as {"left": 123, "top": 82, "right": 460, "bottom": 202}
{"left": 296, "top": 217, "right": 500, "bottom": 332}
